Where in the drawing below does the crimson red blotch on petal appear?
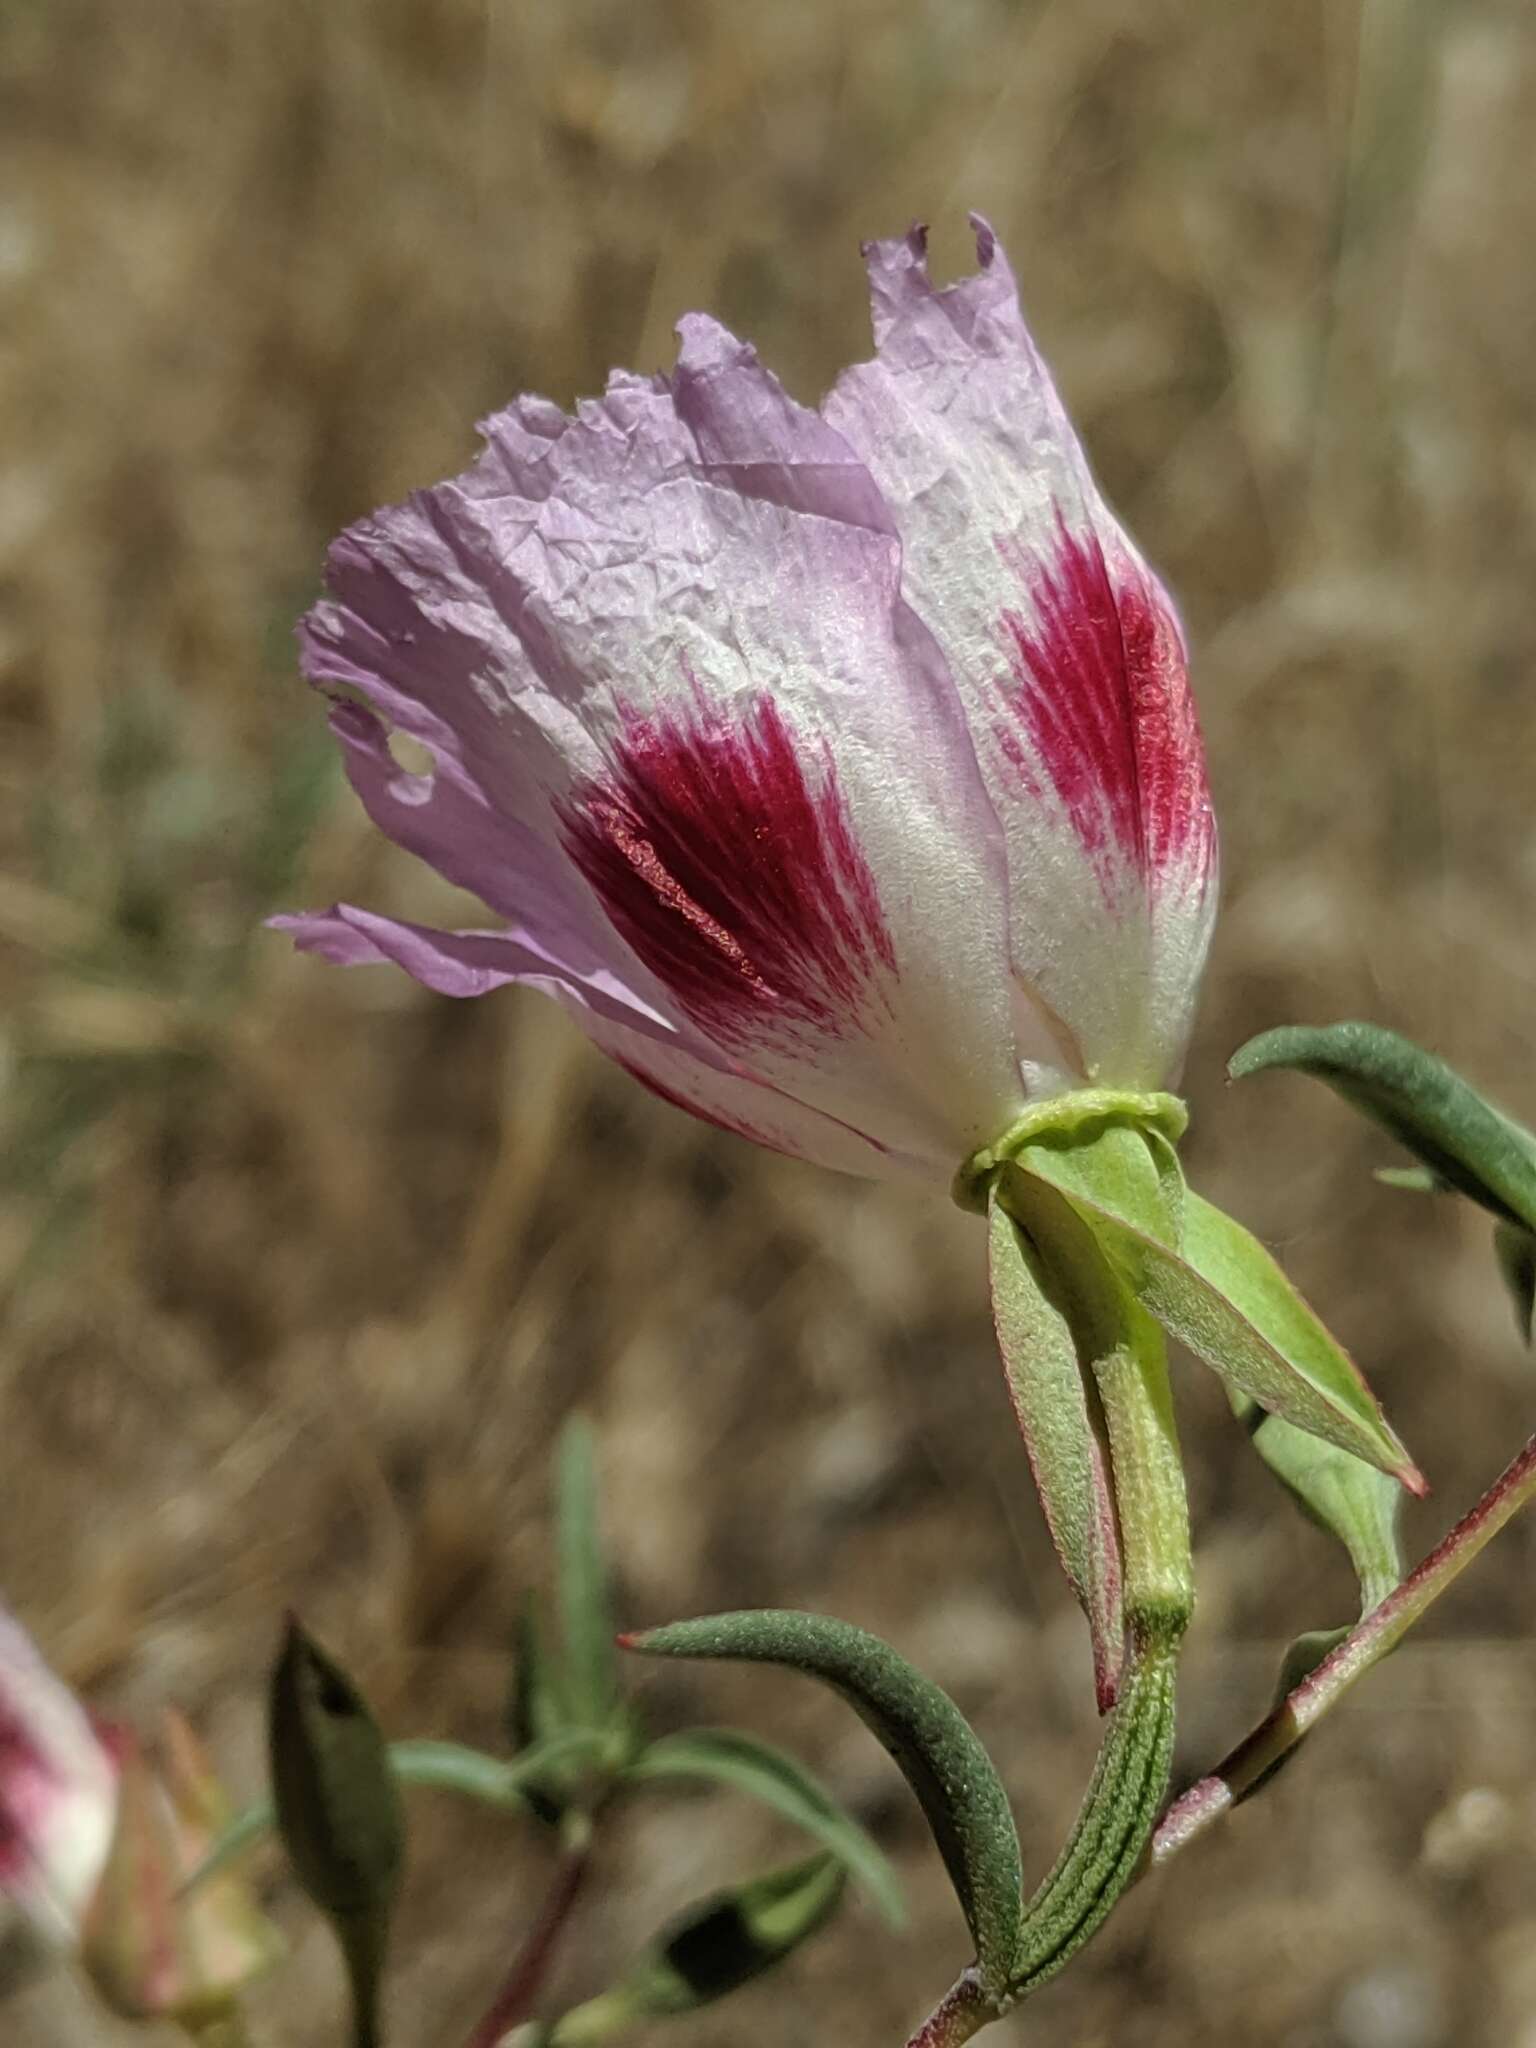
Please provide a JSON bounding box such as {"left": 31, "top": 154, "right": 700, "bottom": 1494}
{"left": 558, "top": 693, "right": 897, "bottom": 1050}
{"left": 0, "top": 1707, "right": 49, "bottom": 1887}
{"left": 996, "top": 522, "right": 1213, "bottom": 898}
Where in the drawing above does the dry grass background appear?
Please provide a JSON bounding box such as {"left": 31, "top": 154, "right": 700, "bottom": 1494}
{"left": 3, "top": 1, "right": 1535, "bottom": 2042}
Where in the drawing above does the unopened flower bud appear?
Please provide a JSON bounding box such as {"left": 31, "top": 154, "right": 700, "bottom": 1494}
{"left": 80, "top": 1712, "right": 280, "bottom": 2027}
{"left": 0, "top": 1603, "right": 118, "bottom": 1977}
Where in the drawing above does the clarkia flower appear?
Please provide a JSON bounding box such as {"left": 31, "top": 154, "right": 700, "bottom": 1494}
{"left": 0, "top": 1603, "right": 118, "bottom": 1965}
{"left": 275, "top": 219, "right": 1217, "bottom": 1183}
{"left": 81, "top": 1712, "right": 282, "bottom": 2026}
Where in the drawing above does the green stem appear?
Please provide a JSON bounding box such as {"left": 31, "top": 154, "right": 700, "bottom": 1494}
{"left": 983, "top": 1151, "right": 1194, "bottom": 2008}
{"left": 339, "top": 1914, "right": 388, "bottom": 2048}
{"left": 902, "top": 1968, "right": 994, "bottom": 2048}
{"left": 1008, "top": 1316, "right": 1191, "bottom": 1992}
{"left": 1153, "top": 1426, "right": 1536, "bottom": 1864}
{"left": 1007, "top": 1629, "right": 1178, "bottom": 1992}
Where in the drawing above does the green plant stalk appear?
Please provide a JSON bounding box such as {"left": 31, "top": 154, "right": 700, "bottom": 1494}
{"left": 903, "top": 1320, "right": 1192, "bottom": 2045}
{"left": 1007, "top": 1327, "right": 1188, "bottom": 1978}
{"left": 1153, "top": 1426, "right": 1536, "bottom": 1864}
{"left": 338, "top": 1914, "right": 388, "bottom": 2048}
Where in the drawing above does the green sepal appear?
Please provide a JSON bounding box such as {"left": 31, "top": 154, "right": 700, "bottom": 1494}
{"left": 1179, "top": 1190, "right": 1420, "bottom": 1486}
{"left": 1229, "top": 1393, "right": 1403, "bottom": 1613}
{"left": 547, "top": 1853, "right": 846, "bottom": 2043}
{"left": 987, "top": 1184, "right": 1125, "bottom": 1713}
{"left": 268, "top": 1618, "right": 403, "bottom": 2048}
{"left": 1230, "top": 1022, "right": 1536, "bottom": 1232}
{"left": 625, "top": 1728, "right": 903, "bottom": 1927}
{"left": 954, "top": 1088, "right": 1187, "bottom": 1214}
{"left": 994, "top": 1156, "right": 1193, "bottom": 1648}
{"left": 1014, "top": 1134, "right": 1418, "bottom": 1487}
{"left": 621, "top": 1611, "right": 1023, "bottom": 1997}
{"left": 1011, "top": 1116, "right": 1183, "bottom": 1248}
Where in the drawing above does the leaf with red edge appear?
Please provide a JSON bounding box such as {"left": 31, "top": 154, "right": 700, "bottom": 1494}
{"left": 988, "top": 1186, "right": 1124, "bottom": 1712}
{"left": 1016, "top": 1144, "right": 1421, "bottom": 1490}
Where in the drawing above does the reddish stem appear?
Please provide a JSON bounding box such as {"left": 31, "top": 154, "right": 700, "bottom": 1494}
{"left": 902, "top": 1968, "right": 994, "bottom": 2047}
{"left": 465, "top": 1843, "right": 591, "bottom": 2048}
{"left": 1153, "top": 1429, "right": 1536, "bottom": 1865}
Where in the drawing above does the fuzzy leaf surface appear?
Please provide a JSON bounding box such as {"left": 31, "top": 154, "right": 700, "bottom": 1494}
{"left": 988, "top": 1186, "right": 1124, "bottom": 1712}
{"left": 622, "top": 1610, "right": 1022, "bottom": 1993}
{"left": 1015, "top": 1153, "right": 1418, "bottom": 1485}
{"left": 1230, "top": 1022, "right": 1536, "bottom": 1231}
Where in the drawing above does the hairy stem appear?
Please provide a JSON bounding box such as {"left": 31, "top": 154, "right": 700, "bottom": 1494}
{"left": 902, "top": 1969, "right": 994, "bottom": 2048}
{"left": 1008, "top": 1631, "right": 1178, "bottom": 1992}
{"left": 1154, "top": 1428, "right": 1536, "bottom": 1864}
{"left": 1008, "top": 1315, "right": 1191, "bottom": 1991}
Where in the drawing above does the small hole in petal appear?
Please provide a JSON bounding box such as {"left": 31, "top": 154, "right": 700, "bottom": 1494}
{"left": 387, "top": 730, "right": 434, "bottom": 778}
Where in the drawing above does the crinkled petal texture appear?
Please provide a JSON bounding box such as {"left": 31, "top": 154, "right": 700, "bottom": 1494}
{"left": 278, "top": 220, "right": 1216, "bottom": 1178}
{"left": 0, "top": 1606, "right": 118, "bottom": 1952}
{"left": 827, "top": 221, "right": 1216, "bottom": 1091}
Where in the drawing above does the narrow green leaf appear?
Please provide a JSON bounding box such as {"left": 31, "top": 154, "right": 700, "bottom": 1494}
{"left": 549, "top": 1854, "right": 846, "bottom": 2042}
{"left": 621, "top": 1611, "right": 1022, "bottom": 1996}
{"left": 987, "top": 1185, "right": 1124, "bottom": 1713}
{"left": 387, "top": 1733, "right": 604, "bottom": 1809}
{"left": 1230, "top": 1022, "right": 1536, "bottom": 1232}
{"left": 179, "top": 1798, "right": 274, "bottom": 1894}
{"left": 1495, "top": 1225, "right": 1536, "bottom": 1345}
{"left": 509, "top": 1593, "right": 568, "bottom": 1747}
{"left": 557, "top": 1418, "right": 619, "bottom": 1729}
{"left": 508, "top": 1595, "right": 579, "bottom": 1827}
{"left": 1229, "top": 1393, "right": 1403, "bottom": 1612}
{"left": 626, "top": 1728, "right": 903, "bottom": 1928}
{"left": 1015, "top": 1152, "right": 1419, "bottom": 1487}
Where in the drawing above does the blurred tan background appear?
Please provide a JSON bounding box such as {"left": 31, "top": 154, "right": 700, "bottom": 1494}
{"left": 4, "top": 1, "right": 1536, "bottom": 2043}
